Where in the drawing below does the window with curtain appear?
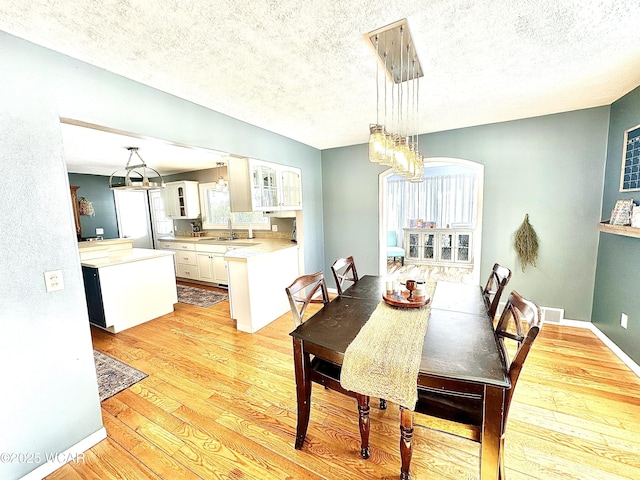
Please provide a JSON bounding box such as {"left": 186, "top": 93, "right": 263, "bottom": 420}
{"left": 386, "top": 166, "right": 478, "bottom": 247}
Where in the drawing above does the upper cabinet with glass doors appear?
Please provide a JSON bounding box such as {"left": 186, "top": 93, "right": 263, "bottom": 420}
{"left": 229, "top": 157, "right": 302, "bottom": 212}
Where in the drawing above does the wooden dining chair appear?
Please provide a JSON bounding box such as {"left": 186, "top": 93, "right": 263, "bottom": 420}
{"left": 399, "top": 290, "right": 542, "bottom": 480}
{"left": 285, "top": 271, "right": 330, "bottom": 327}
{"left": 286, "top": 271, "right": 379, "bottom": 457}
{"left": 331, "top": 256, "right": 359, "bottom": 295}
{"left": 482, "top": 263, "right": 512, "bottom": 319}
{"left": 286, "top": 271, "right": 387, "bottom": 455}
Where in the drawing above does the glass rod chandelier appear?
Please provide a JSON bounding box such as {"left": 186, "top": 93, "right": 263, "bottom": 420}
{"left": 367, "top": 19, "right": 424, "bottom": 182}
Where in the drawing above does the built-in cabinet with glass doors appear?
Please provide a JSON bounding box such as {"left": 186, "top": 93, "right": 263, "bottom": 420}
{"left": 403, "top": 228, "right": 473, "bottom": 266}
{"left": 229, "top": 157, "right": 302, "bottom": 212}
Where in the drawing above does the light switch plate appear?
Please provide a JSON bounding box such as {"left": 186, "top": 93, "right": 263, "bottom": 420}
{"left": 44, "top": 270, "right": 64, "bottom": 292}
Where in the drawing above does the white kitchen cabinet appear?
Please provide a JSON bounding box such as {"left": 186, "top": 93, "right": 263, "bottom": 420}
{"left": 162, "top": 181, "right": 200, "bottom": 218}
{"left": 278, "top": 165, "right": 302, "bottom": 209}
{"left": 196, "top": 252, "right": 214, "bottom": 282}
{"left": 403, "top": 228, "right": 473, "bottom": 266}
{"left": 229, "top": 157, "right": 302, "bottom": 212}
{"left": 156, "top": 239, "right": 231, "bottom": 285}
{"left": 195, "top": 243, "right": 229, "bottom": 285}
{"left": 213, "top": 255, "right": 227, "bottom": 284}
{"left": 158, "top": 241, "right": 199, "bottom": 279}
{"left": 176, "top": 250, "right": 199, "bottom": 280}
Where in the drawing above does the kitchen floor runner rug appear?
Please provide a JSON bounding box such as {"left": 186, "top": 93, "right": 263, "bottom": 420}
{"left": 177, "top": 284, "right": 228, "bottom": 308}
{"left": 94, "top": 350, "right": 148, "bottom": 402}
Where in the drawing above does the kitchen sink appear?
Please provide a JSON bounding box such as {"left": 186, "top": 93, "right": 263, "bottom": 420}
{"left": 197, "top": 237, "right": 255, "bottom": 247}
{"left": 199, "top": 237, "right": 234, "bottom": 243}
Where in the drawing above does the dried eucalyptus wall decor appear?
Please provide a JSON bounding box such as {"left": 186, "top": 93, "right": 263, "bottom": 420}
{"left": 514, "top": 213, "right": 539, "bottom": 272}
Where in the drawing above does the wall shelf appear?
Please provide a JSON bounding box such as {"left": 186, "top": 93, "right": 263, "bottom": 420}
{"left": 598, "top": 222, "right": 640, "bottom": 239}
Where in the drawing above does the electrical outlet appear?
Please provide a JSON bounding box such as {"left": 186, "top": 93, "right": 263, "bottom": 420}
{"left": 621, "top": 313, "right": 628, "bottom": 329}
{"left": 44, "top": 270, "right": 64, "bottom": 293}
{"left": 96, "top": 228, "right": 104, "bottom": 235}
{"left": 271, "top": 225, "right": 278, "bottom": 232}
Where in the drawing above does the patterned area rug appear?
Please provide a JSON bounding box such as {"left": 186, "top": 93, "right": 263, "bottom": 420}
{"left": 177, "top": 284, "right": 228, "bottom": 308}
{"left": 94, "top": 350, "right": 147, "bottom": 402}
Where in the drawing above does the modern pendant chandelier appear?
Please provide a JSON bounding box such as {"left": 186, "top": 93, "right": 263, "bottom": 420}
{"left": 109, "top": 147, "right": 165, "bottom": 190}
{"left": 367, "top": 19, "right": 425, "bottom": 183}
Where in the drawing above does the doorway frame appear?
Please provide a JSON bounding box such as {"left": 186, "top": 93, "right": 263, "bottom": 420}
{"left": 378, "top": 157, "right": 485, "bottom": 284}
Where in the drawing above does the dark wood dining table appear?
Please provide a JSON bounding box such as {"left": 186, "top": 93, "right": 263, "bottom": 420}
{"left": 290, "top": 275, "right": 510, "bottom": 480}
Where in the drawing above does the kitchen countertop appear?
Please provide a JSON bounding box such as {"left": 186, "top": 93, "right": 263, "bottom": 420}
{"left": 157, "top": 236, "right": 298, "bottom": 261}
{"left": 157, "top": 235, "right": 258, "bottom": 244}
{"left": 77, "top": 238, "right": 133, "bottom": 248}
{"left": 225, "top": 239, "right": 298, "bottom": 261}
{"left": 81, "top": 247, "right": 174, "bottom": 268}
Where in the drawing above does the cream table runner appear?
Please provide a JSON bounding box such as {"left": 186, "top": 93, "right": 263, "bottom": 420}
{"left": 340, "top": 281, "right": 436, "bottom": 410}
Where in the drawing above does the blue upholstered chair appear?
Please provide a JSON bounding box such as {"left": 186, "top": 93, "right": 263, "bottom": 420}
{"left": 386, "top": 231, "right": 405, "bottom": 266}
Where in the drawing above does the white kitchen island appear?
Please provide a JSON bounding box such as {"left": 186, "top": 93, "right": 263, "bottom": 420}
{"left": 225, "top": 240, "right": 299, "bottom": 333}
{"left": 80, "top": 245, "right": 177, "bottom": 333}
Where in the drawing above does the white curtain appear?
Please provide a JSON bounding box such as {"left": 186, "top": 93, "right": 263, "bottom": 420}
{"left": 386, "top": 173, "right": 477, "bottom": 247}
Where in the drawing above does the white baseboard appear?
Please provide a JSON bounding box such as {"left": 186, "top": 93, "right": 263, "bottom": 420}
{"left": 560, "top": 319, "right": 640, "bottom": 378}
{"left": 20, "top": 427, "right": 107, "bottom": 480}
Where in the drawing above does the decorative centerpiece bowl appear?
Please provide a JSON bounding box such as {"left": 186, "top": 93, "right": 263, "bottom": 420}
{"left": 382, "top": 278, "right": 430, "bottom": 309}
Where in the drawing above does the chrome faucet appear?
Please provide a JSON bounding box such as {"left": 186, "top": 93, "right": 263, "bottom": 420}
{"left": 228, "top": 218, "right": 234, "bottom": 240}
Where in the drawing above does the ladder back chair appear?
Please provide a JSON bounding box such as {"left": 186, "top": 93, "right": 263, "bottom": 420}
{"left": 285, "top": 271, "right": 330, "bottom": 327}
{"left": 482, "top": 263, "right": 512, "bottom": 319}
{"left": 399, "top": 290, "right": 542, "bottom": 480}
{"left": 285, "top": 271, "right": 387, "bottom": 455}
{"left": 331, "top": 256, "right": 359, "bottom": 295}
{"left": 286, "top": 271, "right": 379, "bottom": 457}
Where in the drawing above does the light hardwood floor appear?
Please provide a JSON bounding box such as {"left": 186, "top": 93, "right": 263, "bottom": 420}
{"left": 47, "top": 286, "right": 640, "bottom": 480}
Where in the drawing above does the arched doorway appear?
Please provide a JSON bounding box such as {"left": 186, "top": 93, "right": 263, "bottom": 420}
{"left": 378, "top": 157, "right": 484, "bottom": 284}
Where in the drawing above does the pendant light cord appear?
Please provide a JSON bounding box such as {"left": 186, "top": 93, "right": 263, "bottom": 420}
{"left": 375, "top": 35, "right": 380, "bottom": 126}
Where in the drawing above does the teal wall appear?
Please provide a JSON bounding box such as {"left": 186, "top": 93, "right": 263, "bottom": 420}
{"left": 322, "top": 107, "right": 610, "bottom": 321}
{"left": 592, "top": 85, "right": 640, "bottom": 365}
{"left": 0, "top": 30, "right": 323, "bottom": 479}
{"left": 1, "top": 38, "right": 103, "bottom": 480}
{"left": 68, "top": 173, "right": 119, "bottom": 239}
{"left": 322, "top": 142, "right": 388, "bottom": 276}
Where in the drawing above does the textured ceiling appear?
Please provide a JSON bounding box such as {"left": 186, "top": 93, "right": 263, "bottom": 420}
{"left": 2, "top": 0, "right": 640, "bottom": 174}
